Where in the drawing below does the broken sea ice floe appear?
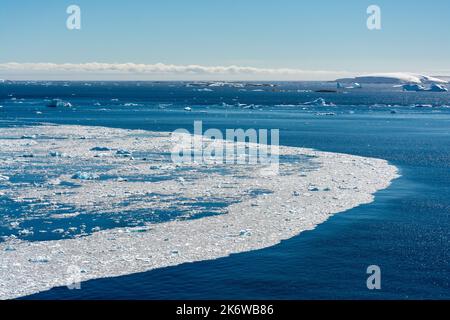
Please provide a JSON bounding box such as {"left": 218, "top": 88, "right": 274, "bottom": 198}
{"left": 0, "top": 124, "right": 399, "bottom": 299}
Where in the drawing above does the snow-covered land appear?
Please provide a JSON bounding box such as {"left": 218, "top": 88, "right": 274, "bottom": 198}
{"left": 337, "top": 73, "right": 448, "bottom": 84}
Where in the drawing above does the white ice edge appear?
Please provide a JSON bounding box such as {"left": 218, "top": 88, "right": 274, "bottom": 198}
{"left": 0, "top": 124, "right": 399, "bottom": 299}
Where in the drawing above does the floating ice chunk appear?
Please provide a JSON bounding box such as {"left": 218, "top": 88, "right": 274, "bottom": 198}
{"left": 239, "top": 229, "right": 252, "bottom": 236}
{"left": 184, "top": 106, "right": 192, "bottom": 111}
{"left": 116, "top": 149, "right": 132, "bottom": 157}
{"left": 428, "top": 84, "right": 448, "bottom": 92}
{"left": 21, "top": 135, "right": 37, "bottom": 139}
{"left": 18, "top": 229, "right": 34, "bottom": 236}
{"left": 123, "top": 103, "right": 141, "bottom": 107}
{"left": 90, "top": 146, "right": 111, "bottom": 151}
{"left": 47, "top": 99, "right": 72, "bottom": 108}
{"left": 316, "top": 112, "right": 336, "bottom": 116}
{"left": 303, "top": 98, "right": 335, "bottom": 107}
{"left": 402, "top": 84, "right": 425, "bottom": 92}
{"left": 196, "top": 88, "right": 213, "bottom": 92}
{"left": 71, "top": 172, "right": 99, "bottom": 180}
{"left": 10, "top": 221, "right": 20, "bottom": 228}
{"left": 49, "top": 151, "right": 67, "bottom": 157}
{"left": 50, "top": 212, "right": 80, "bottom": 219}
{"left": 0, "top": 175, "right": 9, "bottom": 182}
{"left": 47, "top": 178, "right": 61, "bottom": 185}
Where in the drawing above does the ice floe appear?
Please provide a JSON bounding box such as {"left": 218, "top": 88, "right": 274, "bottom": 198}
{"left": 0, "top": 124, "right": 399, "bottom": 299}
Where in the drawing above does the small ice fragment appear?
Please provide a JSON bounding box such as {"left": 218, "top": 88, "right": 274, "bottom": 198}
{"left": 21, "top": 135, "right": 37, "bottom": 139}
{"left": 18, "top": 229, "right": 34, "bottom": 236}
{"left": 0, "top": 175, "right": 10, "bottom": 182}
{"left": 239, "top": 229, "right": 252, "bottom": 236}
{"left": 48, "top": 178, "right": 61, "bottom": 185}
{"left": 184, "top": 107, "right": 192, "bottom": 112}
{"left": 10, "top": 221, "right": 20, "bottom": 228}
{"left": 47, "top": 99, "right": 72, "bottom": 108}
{"left": 49, "top": 151, "right": 66, "bottom": 157}
{"left": 123, "top": 103, "right": 141, "bottom": 107}
{"left": 116, "top": 149, "right": 132, "bottom": 156}
{"left": 52, "top": 229, "right": 64, "bottom": 234}
{"left": 4, "top": 245, "right": 16, "bottom": 252}
{"left": 315, "top": 112, "right": 336, "bottom": 116}
{"left": 71, "top": 172, "right": 99, "bottom": 180}
{"left": 303, "top": 98, "right": 335, "bottom": 107}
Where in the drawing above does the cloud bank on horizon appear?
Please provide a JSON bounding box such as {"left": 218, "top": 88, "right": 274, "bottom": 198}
{"left": 0, "top": 62, "right": 354, "bottom": 81}
{"left": 1, "top": 63, "right": 447, "bottom": 82}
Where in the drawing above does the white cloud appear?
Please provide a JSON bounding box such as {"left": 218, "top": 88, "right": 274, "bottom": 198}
{"left": 0, "top": 62, "right": 352, "bottom": 81}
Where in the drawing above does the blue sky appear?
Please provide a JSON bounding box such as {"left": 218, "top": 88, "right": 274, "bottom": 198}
{"left": 1, "top": 0, "right": 449, "bottom": 80}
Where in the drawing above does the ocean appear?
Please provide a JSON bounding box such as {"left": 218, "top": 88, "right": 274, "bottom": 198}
{"left": 0, "top": 81, "right": 449, "bottom": 299}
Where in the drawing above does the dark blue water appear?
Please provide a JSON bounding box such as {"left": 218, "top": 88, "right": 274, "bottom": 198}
{"left": 1, "top": 81, "right": 449, "bottom": 299}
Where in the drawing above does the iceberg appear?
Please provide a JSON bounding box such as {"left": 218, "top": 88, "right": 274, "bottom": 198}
{"left": 428, "top": 84, "right": 448, "bottom": 92}
{"left": 402, "top": 84, "right": 426, "bottom": 92}
{"left": 402, "top": 83, "right": 448, "bottom": 92}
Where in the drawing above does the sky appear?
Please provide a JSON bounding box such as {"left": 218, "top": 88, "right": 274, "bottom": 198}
{"left": 1, "top": 0, "right": 449, "bottom": 80}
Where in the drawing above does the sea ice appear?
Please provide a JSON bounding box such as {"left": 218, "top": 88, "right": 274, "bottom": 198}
{"left": 0, "top": 124, "right": 399, "bottom": 299}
